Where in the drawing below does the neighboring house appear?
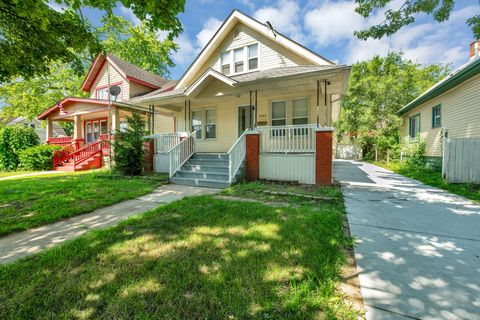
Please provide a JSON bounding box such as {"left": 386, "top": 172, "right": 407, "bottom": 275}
{"left": 131, "top": 10, "right": 351, "bottom": 187}
{"left": 397, "top": 40, "right": 480, "bottom": 167}
{"left": 36, "top": 53, "right": 175, "bottom": 171}
{"left": 6, "top": 117, "right": 65, "bottom": 142}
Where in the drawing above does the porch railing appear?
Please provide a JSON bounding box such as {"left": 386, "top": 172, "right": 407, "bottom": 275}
{"left": 148, "top": 132, "right": 187, "bottom": 153}
{"left": 48, "top": 136, "right": 73, "bottom": 146}
{"left": 227, "top": 129, "right": 247, "bottom": 183}
{"left": 258, "top": 124, "right": 317, "bottom": 153}
{"left": 169, "top": 132, "right": 196, "bottom": 177}
{"left": 72, "top": 139, "right": 109, "bottom": 167}
{"left": 52, "top": 143, "right": 76, "bottom": 168}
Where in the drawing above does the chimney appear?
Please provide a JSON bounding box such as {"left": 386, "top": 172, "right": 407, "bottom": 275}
{"left": 470, "top": 40, "right": 480, "bottom": 60}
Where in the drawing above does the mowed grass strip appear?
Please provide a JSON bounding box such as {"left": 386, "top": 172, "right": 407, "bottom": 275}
{"left": 0, "top": 171, "right": 164, "bottom": 236}
{"left": 0, "top": 194, "right": 360, "bottom": 319}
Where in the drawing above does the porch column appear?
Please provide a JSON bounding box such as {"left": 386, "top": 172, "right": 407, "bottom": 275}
{"left": 111, "top": 107, "right": 120, "bottom": 133}
{"left": 315, "top": 128, "right": 334, "bottom": 186}
{"left": 73, "top": 115, "right": 83, "bottom": 148}
{"left": 245, "top": 131, "right": 260, "bottom": 181}
{"left": 45, "top": 117, "right": 53, "bottom": 142}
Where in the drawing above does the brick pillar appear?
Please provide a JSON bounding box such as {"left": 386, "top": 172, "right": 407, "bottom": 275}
{"left": 143, "top": 140, "right": 154, "bottom": 173}
{"left": 315, "top": 129, "right": 333, "bottom": 186}
{"left": 245, "top": 132, "right": 260, "bottom": 181}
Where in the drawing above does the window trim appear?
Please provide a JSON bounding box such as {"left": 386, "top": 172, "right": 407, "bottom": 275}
{"left": 95, "top": 81, "right": 123, "bottom": 101}
{"left": 270, "top": 100, "right": 287, "bottom": 126}
{"left": 409, "top": 113, "right": 421, "bottom": 141}
{"left": 191, "top": 108, "right": 217, "bottom": 140}
{"left": 292, "top": 97, "right": 309, "bottom": 125}
{"left": 219, "top": 42, "right": 260, "bottom": 76}
{"left": 247, "top": 43, "right": 258, "bottom": 71}
{"left": 432, "top": 104, "right": 441, "bottom": 129}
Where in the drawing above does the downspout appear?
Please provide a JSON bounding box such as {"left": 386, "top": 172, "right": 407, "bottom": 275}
{"left": 316, "top": 80, "right": 320, "bottom": 128}
{"left": 184, "top": 101, "right": 187, "bottom": 132}
{"left": 324, "top": 79, "right": 328, "bottom": 127}
{"left": 249, "top": 90, "right": 252, "bottom": 129}
{"left": 255, "top": 90, "right": 258, "bottom": 129}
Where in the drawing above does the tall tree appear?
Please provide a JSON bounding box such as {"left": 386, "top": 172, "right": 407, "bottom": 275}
{"left": 0, "top": 0, "right": 184, "bottom": 82}
{"left": 335, "top": 52, "right": 450, "bottom": 159}
{"left": 354, "top": 0, "right": 479, "bottom": 40}
{"left": 0, "top": 16, "right": 176, "bottom": 120}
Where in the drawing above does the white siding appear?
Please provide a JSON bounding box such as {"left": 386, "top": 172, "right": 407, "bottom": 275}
{"left": 89, "top": 65, "right": 126, "bottom": 100}
{"left": 259, "top": 154, "right": 315, "bottom": 184}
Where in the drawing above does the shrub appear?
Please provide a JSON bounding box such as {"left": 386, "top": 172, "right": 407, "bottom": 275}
{"left": 401, "top": 140, "right": 426, "bottom": 167}
{"left": 18, "top": 144, "right": 62, "bottom": 171}
{"left": 0, "top": 125, "right": 40, "bottom": 171}
{"left": 113, "top": 112, "right": 145, "bottom": 176}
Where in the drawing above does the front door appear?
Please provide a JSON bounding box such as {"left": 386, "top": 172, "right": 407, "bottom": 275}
{"left": 238, "top": 105, "right": 252, "bottom": 136}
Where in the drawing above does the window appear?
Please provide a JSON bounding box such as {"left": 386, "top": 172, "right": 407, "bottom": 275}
{"left": 192, "top": 109, "right": 217, "bottom": 140}
{"left": 292, "top": 98, "right": 308, "bottom": 125}
{"left": 96, "top": 87, "right": 109, "bottom": 100}
{"left": 100, "top": 120, "right": 108, "bottom": 134}
{"left": 234, "top": 48, "right": 244, "bottom": 73}
{"left": 432, "top": 105, "right": 441, "bottom": 128}
{"left": 248, "top": 44, "right": 258, "bottom": 70}
{"left": 409, "top": 114, "right": 420, "bottom": 140}
{"left": 95, "top": 85, "right": 122, "bottom": 102}
{"left": 93, "top": 121, "right": 99, "bottom": 141}
{"left": 206, "top": 109, "right": 216, "bottom": 139}
{"left": 271, "top": 101, "right": 287, "bottom": 126}
{"left": 192, "top": 111, "right": 203, "bottom": 140}
{"left": 86, "top": 122, "right": 93, "bottom": 143}
{"left": 221, "top": 51, "right": 230, "bottom": 75}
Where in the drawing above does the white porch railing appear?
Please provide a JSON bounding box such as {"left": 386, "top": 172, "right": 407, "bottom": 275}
{"left": 168, "top": 132, "right": 196, "bottom": 177}
{"left": 147, "top": 132, "right": 187, "bottom": 153}
{"left": 258, "top": 124, "right": 317, "bottom": 153}
{"left": 227, "top": 129, "right": 248, "bottom": 183}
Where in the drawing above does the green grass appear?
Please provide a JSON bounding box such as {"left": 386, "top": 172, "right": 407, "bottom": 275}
{"left": 375, "top": 161, "right": 480, "bottom": 202}
{"left": 0, "top": 184, "right": 360, "bottom": 319}
{"left": 0, "top": 171, "right": 35, "bottom": 178}
{"left": 0, "top": 171, "right": 167, "bottom": 236}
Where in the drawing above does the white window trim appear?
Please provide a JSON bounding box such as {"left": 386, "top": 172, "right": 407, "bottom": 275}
{"left": 270, "top": 100, "right": 287, "bottom": 126}
{"left": 292, "top": 97, "right": 309, "bottom": 125}
{"left": 191, "top": 107, "right": 217, "bottom": 141}
{"left": 270, "top": 98, "right": 311, "bottom": 126}
{"left": 219, "top": 42, "right": 260, "bottom": 76}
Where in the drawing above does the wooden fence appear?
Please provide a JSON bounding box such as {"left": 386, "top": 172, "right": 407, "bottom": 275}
{"left": 443, "top": 138, "right": 480, "bottom": 183}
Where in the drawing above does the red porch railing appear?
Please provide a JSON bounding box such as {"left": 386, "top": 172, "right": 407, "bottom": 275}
{"left": 52, "top": 143, "right": 76, "bottom": 168}
{"left": 47, "top": 137, "right": 73, "bottom": 146}
{"left": 72, "top": 139, "right": 110, "bottom": 167}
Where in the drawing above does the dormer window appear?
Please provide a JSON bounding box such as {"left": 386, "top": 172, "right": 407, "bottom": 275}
{"left": 221, "top": 51, "right": 231, "bottom": 75}
{"left": 248, "top": 44, "right": 258, "bottom": 70}
{"left": 234, "top": 48, "right": 244, "bottom": 73}
{"left": 95, "top": 83, "right": 122, "bottom": 102}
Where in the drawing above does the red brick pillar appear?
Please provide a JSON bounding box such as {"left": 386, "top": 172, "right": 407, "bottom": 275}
{"left": 143, "top": 140, "right": 154, "bottom": 173}
{"left": 93, "top": 154, "right": 103, "bottom": 169}
{"left": 315, "top": 129, "right": 333, "bottom": 186}
{"left": 245, "top": 132, "right": 260, "bottom": 181}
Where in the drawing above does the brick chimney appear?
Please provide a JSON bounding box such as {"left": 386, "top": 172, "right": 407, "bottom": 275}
{"left": 470, "top": 40, "right": 480, "bottom": 60}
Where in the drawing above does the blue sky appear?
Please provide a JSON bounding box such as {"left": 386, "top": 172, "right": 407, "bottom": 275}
{"left": 61, "top": 0, "right": 479, "bottom": 80}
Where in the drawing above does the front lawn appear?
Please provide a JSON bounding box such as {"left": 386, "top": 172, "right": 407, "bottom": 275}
{"left": 0, "top": 183, "right": 361, "bottom": 319}
{"left": 0, "top": 170, "right": 35, "bottom": 178}
{"left": 375, "top": 161, "right": 480, "bottom": 202}
{"left": 0, "top": 171, "right": 167, "bottom": 236}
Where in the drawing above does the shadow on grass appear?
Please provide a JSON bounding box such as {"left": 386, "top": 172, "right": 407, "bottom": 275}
{"left": 0, "top": 196, "right": 359, "bottom": 319}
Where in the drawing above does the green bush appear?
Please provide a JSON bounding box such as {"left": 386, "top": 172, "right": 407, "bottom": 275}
{"left": 401, "top": 140, "right": 426, "bottom": 167}
{"left": 18, "top": 144, "right": 62, "bottom": 171}
{"left": 0, "top": 125, "right": 40, "bottom": 171}
{"left": 113, "top": 112, "right": 145, "bottom": 175}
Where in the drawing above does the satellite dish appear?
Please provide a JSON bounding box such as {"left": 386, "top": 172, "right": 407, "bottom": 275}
{"left": 109, "top": 85, "right": 121, "bottom": 100}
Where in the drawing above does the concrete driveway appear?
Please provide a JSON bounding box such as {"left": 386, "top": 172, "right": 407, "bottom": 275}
{"left": 334, "top": 160, "right": 480, "bottom": 320}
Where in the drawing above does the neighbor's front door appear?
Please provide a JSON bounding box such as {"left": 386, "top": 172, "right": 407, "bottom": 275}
{"left": 238, "top": 105, "right": 252, "bottom": 136}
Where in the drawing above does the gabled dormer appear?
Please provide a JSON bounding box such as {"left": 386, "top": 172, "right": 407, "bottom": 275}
{"left": 175, "top": 10, "right": 335, "bottom": 89}
{"left": 81, "top": 54, "right": 173, "bottom": 101}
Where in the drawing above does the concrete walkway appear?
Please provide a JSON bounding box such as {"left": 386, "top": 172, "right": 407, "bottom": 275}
{"left": 334, "top": 160, "right": 480, "bottom": 320}
{"left": 0, "top": 184, "right": 219, "bottom": 264}
{"left": 0, "top": 171, "right": 60, "bottom": 181}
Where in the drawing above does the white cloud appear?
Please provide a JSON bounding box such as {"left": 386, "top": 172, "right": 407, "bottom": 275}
{"left": 196, "top": 18, "right": 223, "bottom": 48}
{"left": 236, "top": 0, "right": 255, "bottom": 10}
{"left": 254, "top": 0, "right": 304, "bottom": 41}
{"left": 172, "top": 34, "right": 196, "bottom": 66}
{"left": 119, "top": 5, "right": 141, "bottom": 26}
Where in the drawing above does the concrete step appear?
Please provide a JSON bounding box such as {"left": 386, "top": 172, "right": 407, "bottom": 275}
{"left": 176, "top": 170, "right": 229, "bottom": 181}
{"left": 192, "top": 153, "right": 228, "bottom": 160}
{"left": 170, "top": 177, "right": 229, "bottom": 189}
{"left": 186, "top": 159, "right": 229, "bottom": 167}
{"left": 181, "top": 164, "right": 229, "bottom": 173}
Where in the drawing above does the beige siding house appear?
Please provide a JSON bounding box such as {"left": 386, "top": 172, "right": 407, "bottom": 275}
{"left": 131, "top": 10, "right": 351, "bottom": 187}
{"left": 398, "top": 41, "right": 480, "bottom": 164}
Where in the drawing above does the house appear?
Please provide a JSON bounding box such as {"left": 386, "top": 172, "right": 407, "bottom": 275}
{"left": 397, "top": 40, "right": 480, "bottom": 168}
{"left": 5, "top": 116, "right": 66, "bottom": 142}
{"left": 37, "top": 54, "right": 175, "bottom": 171}
{"left": 131, "top": 10, "right": 351, "bottom": 187}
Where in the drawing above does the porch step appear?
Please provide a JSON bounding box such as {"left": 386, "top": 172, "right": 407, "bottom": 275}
{"left": 191, "top": 153, "right": 229, "bottom": 160}
{"left": 181, "top": 164, "right": 229, "bottom": 173}
{"left": 186, "top": 159, "right": 229, "bottom": 167}
{"left": 170, "top": 177, "right": 230, "bottom": 189}
{"left": 176, "top": 170, "right": 229, "bottom": 181}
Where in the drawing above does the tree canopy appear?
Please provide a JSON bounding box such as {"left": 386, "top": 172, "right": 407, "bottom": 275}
{"left": 354, "top": 0, "right": 479, "bottom": 40}
{"left": 0, "top": 16, "right": 177, "bottom": 121}
{"left": 0, "top": 0, "right": 184, "bottom": 82}
{"left": 335, "top": 52, "right": 450, "bottom": 159}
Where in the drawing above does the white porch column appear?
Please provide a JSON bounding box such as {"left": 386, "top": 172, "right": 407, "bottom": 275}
{"left": 73, "top": 115, "right": 82, "bottom": 140}
{"left": 111, "top": 107, "right": 120, "bottom": 133}
{"left": 45, "top": 117, "right": 53, "bottom": 142}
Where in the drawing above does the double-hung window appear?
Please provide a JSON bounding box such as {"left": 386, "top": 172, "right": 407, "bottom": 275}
{"left": 96, "top": 87, "right": 109, "bottom": 100}
{"left": 234, "top": 48, "right": 244, "bottom": 73}
{"left": 409, "top": 114, "right": 420, "bottom": 140}
{"left": 221, "top": 51, "right": 231, "bottom": 75}
{"left": 247, "top": 44, "right": 258, "bottom": 70}
{"left": 271, "top": 101, "right": 287, "bottom": 126}
{"left": 432, "top": 105, "right": 441, "bottom": 128}
{"left": 292, "top": 98, "right": 308, "bottom": 125}
{"left": 192, "top": 109, "right": 216, "bottom": 140}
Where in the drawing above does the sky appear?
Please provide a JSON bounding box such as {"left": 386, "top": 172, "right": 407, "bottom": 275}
{"left": 57, "top": 0, "right": 480, "bottom": 80}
